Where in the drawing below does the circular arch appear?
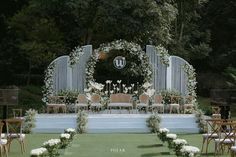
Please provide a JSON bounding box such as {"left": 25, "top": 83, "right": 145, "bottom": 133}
{"left": 85, "top": 40, "right": 153, "bottom": 91}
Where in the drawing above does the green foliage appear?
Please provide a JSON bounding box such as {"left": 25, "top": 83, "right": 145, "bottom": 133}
{"left": 146, "top": 114, "right": 161, "bottom": 133}
{"left": 224, "top": 67, "right": 236, "bottom": 88}
{"left": 23, "top": 109, "right": 37, "bottom": 133}
{"left": 169, "top": 0, "right": 212, "bottom": 61}
{"left": 76, "top": 111, "right": 88, "bottom": 134}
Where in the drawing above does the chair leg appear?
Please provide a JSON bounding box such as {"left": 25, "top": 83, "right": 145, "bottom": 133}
{"left": 1, "top": 146, "right": 3, "bottom": 157}
{"left": 4, "top": 145, "right": 8, "bottom": 157}
{"left": 201, "top": 138, "right": 205, "bottom": 153}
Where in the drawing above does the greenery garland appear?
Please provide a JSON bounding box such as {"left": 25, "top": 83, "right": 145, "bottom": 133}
{"left": 146, "top": 114, "right": 161, "bottom": 133}
{"left": 183, "top": 63, "right": 197, "bottom": 102}
{"left": 42, "top": 62, "right": 55, "bottom": 103}
{"left": 23, "top": 109, "right": 37, "bottom": 133}
{"left": 69, "top": 46, "right": 84, "bottom": 66}
{"left": 155, "top": 45, "right": 170, "bottom": 66}
{"left": 77, "top": 110, "right": 88, "bottom": 134}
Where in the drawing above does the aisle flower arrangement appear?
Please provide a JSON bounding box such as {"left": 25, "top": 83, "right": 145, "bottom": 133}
{"left": 158, "top": 128, "right": 169, "bottom": 143}
{"left": 64, "top": 128, "right": 76, "bottom": 139}
{"left": 60, "top": 133, "right": 71, "bottom": 148}
{"left": 173, "top": 138, "right": 188, "bottom": 156}
{"left": 180, "top": 145, "right": 200, "bottom": 157}
{"left": 30, "top": 128, "right": 76, "bottom": 157}
{"left": 166, "top": 133, "right": 177, "bottom": 149}
{"left": 43, "top": 139, "right": 61, "bottom": 157}
{"left": 30, "top": 147, "right": 48, "bottom": 157}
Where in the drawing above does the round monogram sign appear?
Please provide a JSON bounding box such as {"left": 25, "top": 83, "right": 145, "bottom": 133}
{"left": 113, "top": 56, "right": 126, "bottom": 69}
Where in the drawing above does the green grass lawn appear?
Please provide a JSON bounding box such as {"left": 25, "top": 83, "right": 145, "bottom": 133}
{"left": 61, "top": 134, "right": 227, "bottom": 157}
{"left": 8, "top": 133, "right": 230, "bottom": 157}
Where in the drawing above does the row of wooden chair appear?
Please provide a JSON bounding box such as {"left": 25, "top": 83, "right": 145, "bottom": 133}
{"left": 47, "top": 94, "right": 194, "bottom": 114}
{"left": 136, "top": 94, "right": 194, "bottom": 114}
{"left": 201, "top": 116, "right": 236, "bottom": 157}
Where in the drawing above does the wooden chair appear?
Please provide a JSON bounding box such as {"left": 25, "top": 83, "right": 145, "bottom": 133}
{"left": 201, "top": 119, "right": 222, "bottom": 154}
{"left": 214, "top": 121, "right": 236, "bottom": 156}
{"left": 183, "top": 96, "right": 194, "bottom": 114}
{"left": 151, "top": 95, "right": 164, "bottom": 113}
{"left": 107, "top": 93, "right": 133, "bottom": 113}
{"left": 0, "top": 122, "right": 8, "bottom": 157}
{"left": 47, "top": 96, "right": 66, "bottom": 113}
{"left": 75, "top": 94, "right": 88, "bottom": 113}
{"left": 169, "top": 96, "right": 181, "bottom": 114}
{"left": 5, "top": 119, "right": 25, "bottom": 154}
{"left": 136, "top": 94, "right": 149, "bottom": 113}
{"left": 90, "top": 94, "right": 102, "bottom": 112}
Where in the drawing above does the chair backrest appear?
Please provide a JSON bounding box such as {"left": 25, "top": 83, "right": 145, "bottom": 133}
{"left": 110, "top": 93, "right": 132, "bottom": 103}
{"left": 154, "top": 95, "right": 163, "bottom": 104}
{"left": 171, "top": 96, "right": 181, "bottom": 104}
{"left": 48, "top": 96, "right": 65, "bottom": 104}
{"left": 77, "top": 94, "right": 87, "bottom": 103}
{"left": 217, "top": 121, "right": 236, "bottom": 144}
{"left": 13, "top": 109, "right": 22, "bottom": 118}
{"left": 5, "top": 119, "right": 23, "bottom": 135}
{"left": 184, "top": 96, "right": 193, "bottom": 104}
{"left": 205, "top": 119, "right": 222, "bottom": 134}
{"left": 212, "top": 106, "right": 221, "bottom": 114}
{"left": 91, "top": 94, "right": 101, "bottom": 103}
{"left": 139, "top": 94, "right": 149, "bottom": 104}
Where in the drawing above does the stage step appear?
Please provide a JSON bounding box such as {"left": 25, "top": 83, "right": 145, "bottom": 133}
{"left": 32, "top": 114, "right": 199, "bottom": 133}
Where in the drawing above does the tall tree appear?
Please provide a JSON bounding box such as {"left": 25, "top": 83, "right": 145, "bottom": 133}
{"left": 169, "top": 0, "right": 211, "bottom": 64}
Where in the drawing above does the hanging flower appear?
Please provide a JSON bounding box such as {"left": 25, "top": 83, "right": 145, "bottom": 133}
{"left": 142, "top": 82, "right": 152, "bottom": 89}
{"left": 117, "top": 80, "right": 122, "bottom": 83}
{"left": 89, "top": 81, "right": 104, "bottom": 91}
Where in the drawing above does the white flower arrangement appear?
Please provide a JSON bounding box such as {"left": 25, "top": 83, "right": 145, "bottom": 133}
{"left": 42, "top": 62, "right": 56, "bottom": 103}
{"left": 173, "top": 138, "right": 188, "bottom": 156}
{"left": 142, "top": 82, "right": 152, "bottom": 89}
{"left": 60, "top": 133, "right": 70, "bottom": 139}
{"left": 65, "top": 128, "right": 76, "bottom": 133}
{"left": 166, "top": 133, "right": 177, "bottom": 140}
{"left": 144, "top": 89, "right": 156, "bottom": 97}
{"left": 159, "top": 128, "right": 170, "bottom": 133}
{"left": 173, "top": 138, "right": 187, "bottom": 145}
{"left": 69, "top": 46, "right": 85, "bottom": 66}
{"left": 43, "top": 139, "right": 61, "bottom": 147}
{"left": 181, "top": 146, "right": 200, "bottom": 157}
{"left": 183, "top": 64, "right": 197, "bottom": 103}
{"left": 88, "top": 81, "right": 104, "bottom": 91}
{"left": 64, "top": 128, "right": 76, "bottom": 139}
{"left": 30, "top": 147, "right": 47, "bottom": 157}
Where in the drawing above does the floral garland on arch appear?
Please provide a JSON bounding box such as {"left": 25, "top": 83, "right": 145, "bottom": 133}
{"left": 183, "top": 63, "right": 197, "bottom": 103}
{"left": 42, "top": 62, "right": 55, "bottom": 103}
{"left": 85, "top": 40, "right": 153, "bottom": 92}
{"left": 69, "top": 46, "right": 84, "bottom": 66}
{"left": 155, "top": 45, "right": 170, "bottom": 66}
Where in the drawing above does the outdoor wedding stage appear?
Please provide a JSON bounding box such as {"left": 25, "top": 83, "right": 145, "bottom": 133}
{"left": 33, "top": 113, "right": 199, "bottom": 133}
{"left": 40, "top": 40, "right": 199, "bottom": 134}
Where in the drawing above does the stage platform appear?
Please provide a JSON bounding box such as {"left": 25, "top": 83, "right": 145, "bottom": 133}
{"left": 32, "top": 112, "right": 199, "bottom": 134}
